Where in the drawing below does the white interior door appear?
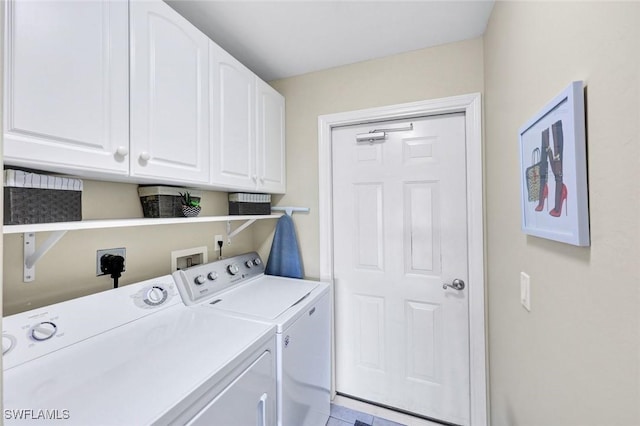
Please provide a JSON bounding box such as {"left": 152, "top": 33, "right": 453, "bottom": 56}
{"left": 332, "top": 114, "right": 470, "bottom": 425}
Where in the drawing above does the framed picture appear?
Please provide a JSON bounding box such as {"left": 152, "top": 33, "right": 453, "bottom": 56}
{"left": 519, "top": 81, "right": 590, "bottom": 246}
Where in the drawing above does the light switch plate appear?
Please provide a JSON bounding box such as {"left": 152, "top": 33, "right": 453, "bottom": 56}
{"left": 520, "top": 272, "right": 531, "bottom": 311}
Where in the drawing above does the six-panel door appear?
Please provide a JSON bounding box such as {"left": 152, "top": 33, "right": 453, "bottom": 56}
{"left": 332, "top": 114, "right": 471, "bottom": 425}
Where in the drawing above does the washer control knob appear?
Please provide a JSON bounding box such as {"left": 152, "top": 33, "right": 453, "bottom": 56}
{"left": 194, "top": 275, "right": 206, "bottom": 285}
{"left": 227, "top": 264, "right": 240, "bottom": 275}
{"left": 31, "top": 322, "right": 57, "bottom": 341}
{"left": 208, "top": 272, "right": 218, "bottom": 281}
{"left": 245, "top": 260, "right": 254, "bottom": 268}
{"left": 3, "top": 335, "right": 15, "bottom": 354}
{"left": 253, "top": 258, "right": 262, "bottom": 266}
{"left": 145, "top": 286, "right": 168, "bottom": 305}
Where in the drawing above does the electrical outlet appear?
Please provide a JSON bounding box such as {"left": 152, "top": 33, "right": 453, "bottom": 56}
{"left": 213, "top": 235, "right": 224, "bottom": 251}
{"left": 214, "top": 235, "right": 223, "bottom": 252}
{"left": 520, "top": 272, "right": 531, "bottom": 311}
{"left": 97, "top": 248, "right": 126, "bottom": 276}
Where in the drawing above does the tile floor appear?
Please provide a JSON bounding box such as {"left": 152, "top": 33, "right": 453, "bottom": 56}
{"left": 326, "top": 404, "right": 406, "bottom": 426}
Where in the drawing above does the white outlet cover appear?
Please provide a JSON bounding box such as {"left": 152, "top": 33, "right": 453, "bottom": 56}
{"left": 214, "top": 235, "right": 223, "bottom": 251}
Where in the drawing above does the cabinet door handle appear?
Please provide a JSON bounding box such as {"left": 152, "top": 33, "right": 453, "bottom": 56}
{"left": 115, "top": 146, "right": 129, "bottom": 157}
{"left": 139, "top": 151, "right": 151, "bottom": 162}
{"left": 252, "top": 175, "right": 258, "bottom": 183}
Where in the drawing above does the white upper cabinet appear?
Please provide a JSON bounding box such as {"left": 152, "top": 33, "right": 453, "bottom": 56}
{"left": 209, "top": 41, "right": 256, "bottom": 191}
{"left": 3, "top": 0, "right": 129, "bottom": 176}
{"left": 4, "top": 0, "right": 284, "bottom": 193}
{"left": 129, "top": 0, "right": 210, "bottom": 185}
{"left": 210, "top": 41, "right": 286, "bottom": 194}
{"left": 256, "top": 80, "right": 286, "bottom": 194}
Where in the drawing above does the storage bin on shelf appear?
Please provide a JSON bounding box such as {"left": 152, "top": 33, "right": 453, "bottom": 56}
{"left": 3, "top": 169, "right": 83, "bottom": 225}
{"left": 138, "top": 186, "right": 202, "bottom": 218}
{"left": 228, "top": 193, "right": 271, "bottom": 215}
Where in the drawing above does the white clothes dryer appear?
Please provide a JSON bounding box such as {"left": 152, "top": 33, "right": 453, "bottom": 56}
{"left": 173, "top": 252, "right": 331, "bottom": 426}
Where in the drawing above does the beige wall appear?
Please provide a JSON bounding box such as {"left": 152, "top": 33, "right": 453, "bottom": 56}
{"left": 256, "top": 38, "right": 485, "bottom": 278}
{"left": 484, "top": 2, "right": 640, "bottom": 425}
{"left": 3, "top": 181, "right": 256, "bottom": 315}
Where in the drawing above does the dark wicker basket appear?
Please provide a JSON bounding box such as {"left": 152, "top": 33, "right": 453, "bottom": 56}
{"left": 138, "top": 186, "right": 202, "bottom": 218}
{"left": 228, "top": 193, "right": 271, "bottom": 215}
{"left": 4, "top": 187, "right": 82, "bottom": 225}
{"left": 228, "top": 201, "right": 271, "bottom": 215}
{"left": 139, "top": 194, "right": 183, "bottom": 218}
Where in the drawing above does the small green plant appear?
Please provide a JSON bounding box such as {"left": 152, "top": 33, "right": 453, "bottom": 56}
{"left": 179, "top": 192, "right": 200, "bottom": 208}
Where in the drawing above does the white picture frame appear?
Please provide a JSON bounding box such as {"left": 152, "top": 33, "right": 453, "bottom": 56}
{"left": 519, "top": 81, "right": 590, "bottom": 246}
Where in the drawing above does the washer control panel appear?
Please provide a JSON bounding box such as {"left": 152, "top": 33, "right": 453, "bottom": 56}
{"left": 173, "top": 252, "right": 265, "bottom": 306}
{"left": 2, "top": 276, "right": 181, "bottom": 370}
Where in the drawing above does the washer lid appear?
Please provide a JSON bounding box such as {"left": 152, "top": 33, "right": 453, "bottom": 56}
{"left": 3, "top": 304, "right": 275, "bottom": 425}
{"left": 210, "top": 275, "right": 319, "bottom": 320}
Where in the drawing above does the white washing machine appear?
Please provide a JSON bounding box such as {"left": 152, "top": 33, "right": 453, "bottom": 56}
{"left": 2, "top": 275, "right": 277, "bottom": 425}
{"left": 173, "top": 252, "right": 331, "bottom": 426}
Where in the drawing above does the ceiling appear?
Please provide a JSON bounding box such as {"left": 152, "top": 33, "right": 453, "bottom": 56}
{"left": 166, "top": 1, "right": 495, "bottom": 82}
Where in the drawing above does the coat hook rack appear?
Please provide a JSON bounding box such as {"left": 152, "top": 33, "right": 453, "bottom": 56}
{"left": 271, "top": 207, "right": 310, "bottom": 216}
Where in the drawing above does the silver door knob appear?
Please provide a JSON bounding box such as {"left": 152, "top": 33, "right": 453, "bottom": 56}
{"left": 443, "top": 278, "right": 465, "bottom": 291}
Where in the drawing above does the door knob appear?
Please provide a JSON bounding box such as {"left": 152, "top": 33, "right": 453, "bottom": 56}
{"left": 139, "top": 151, "right": 151, "bottom": 162}
{"left": 115, "top": 146, "right": 129, "bottom": 157}
{"left": 443, "top": 278, "right": 465, "bottom": 291}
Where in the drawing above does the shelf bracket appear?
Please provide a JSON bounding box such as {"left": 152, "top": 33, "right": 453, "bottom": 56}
{"left": 23, "top": 230, "right": 68, "bottom": 282}
{"left": 226, "top": 219, "right": 258, "bottom": 243}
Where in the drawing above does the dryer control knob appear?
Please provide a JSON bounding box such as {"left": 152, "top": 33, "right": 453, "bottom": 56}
{"left": 31, "top": 322, "right": 57, "bottom": 341}
{"left": 194, "top": 275, "right": 206, "bottom": 285}
{"left": 253, "top": 258, "right": 262, "bottom": 266}
{"left": 208, "top": 272, "right": 218, "bottom": 281}
{"left": 2, "top": 335, "right": 15, "bottom": 354}
{"left": 245, "top": 260, "right": 254, "bottom": 268}
{"left": 227, "top": 264, "right": 240, "bottom": 275}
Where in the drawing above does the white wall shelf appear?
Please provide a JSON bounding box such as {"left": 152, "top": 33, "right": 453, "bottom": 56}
{"left": 3, "top": 214, "right": 281, "bottom": 235}
{"left": 5, "top": 214, "right": 281, "bottom": 282}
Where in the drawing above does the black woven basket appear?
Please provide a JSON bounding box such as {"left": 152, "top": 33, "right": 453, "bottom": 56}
{"left": 228, "top": 201, "right": 271, "bottom": 215}
{"left": 139, "top": 194, "right": 184, "bottom": 218}
{"left": 140, "top": 195, "right": 204, "bottom": 218}
{"left": 4, "top": 187, "right": 82, "bottom": 225}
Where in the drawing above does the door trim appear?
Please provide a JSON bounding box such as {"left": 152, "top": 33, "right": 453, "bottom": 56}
{"left": 318, "top": 93, "right": 487, "bottom": 426}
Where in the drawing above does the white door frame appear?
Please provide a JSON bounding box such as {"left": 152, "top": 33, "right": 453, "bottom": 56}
{"left": 318, "top": 93, "right": 487, "bottom": 426}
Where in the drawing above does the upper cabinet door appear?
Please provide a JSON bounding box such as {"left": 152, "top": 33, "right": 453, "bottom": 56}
{"left": 256, "top": 80, "right": 286, "bottom": 194}
{"left": 3, "top": 0, "right": 129, "bottom": 176}
{"left": 130, "top": 1, "right": 210, "bottom": 185}
{"left": 210, "top": 41, "right": 256, "bottom": 191}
